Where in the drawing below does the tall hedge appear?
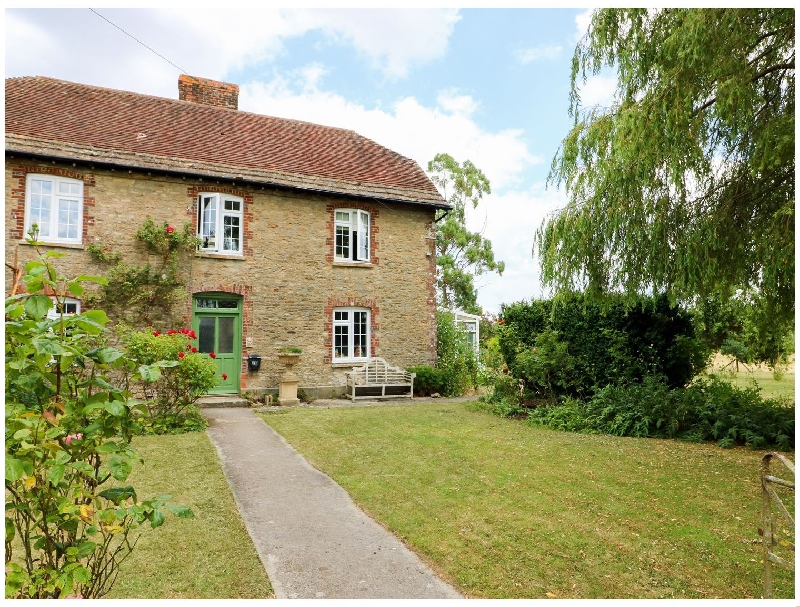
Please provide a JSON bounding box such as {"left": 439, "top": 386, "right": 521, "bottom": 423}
{"left": 498, "top": 293, "right": 707, "bottom": 398}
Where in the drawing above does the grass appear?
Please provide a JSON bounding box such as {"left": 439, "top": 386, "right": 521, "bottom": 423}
{"left": 261, "top": 402, "right": 794, "bottom": 599}
{"left": 105, "top": 432, "right": 273, "bottom": 599}
{"left": 703, "top": 354, "right": 795, "bottom": 401}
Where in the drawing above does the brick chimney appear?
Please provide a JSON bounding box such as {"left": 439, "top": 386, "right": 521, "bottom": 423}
{"left": 178, "top": 75, "right": 239, "bottom": 110}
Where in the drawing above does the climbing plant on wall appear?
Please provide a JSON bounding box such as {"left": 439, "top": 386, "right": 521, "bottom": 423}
{"left": 85, "top": 219, "right": 199, "bottom": 328}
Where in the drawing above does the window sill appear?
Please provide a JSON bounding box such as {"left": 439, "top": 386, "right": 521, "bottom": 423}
{"left": 333, "top": 261, "right": 373, "bottom": 268}
{"left": 331, "top": 361, "right": 369, "bottom": 368}
{"left": 17, "top": 240, "right": 84, "bottom": 250}
{"left": 195, "top": 252, "right": 245, "bottom": 261}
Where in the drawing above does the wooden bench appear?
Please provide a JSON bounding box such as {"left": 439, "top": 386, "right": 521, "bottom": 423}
{"left": 345, "top": 358, "right": 415, "bottom": 402}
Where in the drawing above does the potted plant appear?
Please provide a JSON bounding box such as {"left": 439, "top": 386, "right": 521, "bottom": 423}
{"left": 278, "top": 346, "right": 302, "bottom": 366}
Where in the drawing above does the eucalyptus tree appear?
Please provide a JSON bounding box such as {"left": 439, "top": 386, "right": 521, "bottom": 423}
{"left": 428, "top": 153, "right": 504, "bottom": 315}
{"left": 537, "top": 8, "right": 794, "bottom": 333}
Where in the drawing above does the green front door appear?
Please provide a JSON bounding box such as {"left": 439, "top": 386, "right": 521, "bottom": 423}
{"left": 192, "top": 295, "right": 242, "bottom": 394}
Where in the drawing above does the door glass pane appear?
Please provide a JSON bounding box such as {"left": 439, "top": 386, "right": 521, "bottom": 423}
{"left": 218, "top": 300, "right": 238, "bottom": 309}
{"left": 198, "top": 317, "right": 215, "bottom": 353}
{"left": 218, "top": 317, "right": 234, "bottom": 354}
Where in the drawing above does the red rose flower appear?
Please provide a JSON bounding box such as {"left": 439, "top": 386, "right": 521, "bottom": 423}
{"left": 190, "top": 331, "right": 196, "bottom": 339}
{"left": 178, "top": 351, "right": 185, "bottom": 358}
{"left": 209, "top": 352, "right": 216, "bottom": 359}
{"left": 153, "top": 330, "right": 160, "bottom": 336}
{"left": 191, "top": 347, "right": 197, "bottom": 353}
{"left": 222, "top": 373, "right": 228, "bottom": 380}
{"left": 166, "top": 226, "right": 175, "bottom": 233}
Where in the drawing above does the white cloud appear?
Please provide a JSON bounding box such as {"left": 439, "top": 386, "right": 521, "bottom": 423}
{"left": 515, "top": 45, "right": 562, "bottom": 64}
{"left": 436, "top": 88, "right": 479, "bottom": 117}
{"left": 6, "top": 8, "right": 460, "bottom": 95}
{"left": 300, "top": 9, "right": 461, "bottom": 79}
{"left": 467, "top": 184, "right": 567, "bottom": 313}
{"left": 574, "top": 8, "right": 593, "bottom": 42}
{"left": 577, "top": 74, "right": 617, "bottom": 109}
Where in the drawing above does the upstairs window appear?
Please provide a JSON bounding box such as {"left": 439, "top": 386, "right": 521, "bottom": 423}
{"left": 25, "top": 174, "right": 83, "bottom": 244}
{"left": 197, "top": 193, "right": 243, "bottom": 254}
{"left": 334, "top": 209, "right": 370, "bottom": 262}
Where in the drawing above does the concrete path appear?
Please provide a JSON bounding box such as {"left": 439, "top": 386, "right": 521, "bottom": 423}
{"left": 203, "top": 407, "right": 463, "bottom": 599}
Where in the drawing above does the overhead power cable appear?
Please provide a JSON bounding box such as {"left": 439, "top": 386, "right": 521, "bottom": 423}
{"left": 89, "top": 8, "right": 186, "bottom": 74}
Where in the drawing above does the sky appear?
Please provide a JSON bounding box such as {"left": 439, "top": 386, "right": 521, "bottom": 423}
{"left": 5, "top": 7, "right": 616, "bottom": 315}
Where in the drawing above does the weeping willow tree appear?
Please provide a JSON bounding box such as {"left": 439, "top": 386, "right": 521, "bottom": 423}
{"left": 537, "top": 9, "right": 794, "bottom": 333}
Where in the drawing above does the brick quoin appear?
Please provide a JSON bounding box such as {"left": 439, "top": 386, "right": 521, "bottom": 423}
{"left": 8, "top": 166, "right": 96, "bottom": 242}
{"left": 425, "top": 220, "right": 438, "bottom": 363}
{"left": 323, "top": 297, "right": 380, "bottom": 364}
{"left": 324, "top": 202, "right": 380, "bottom": 265}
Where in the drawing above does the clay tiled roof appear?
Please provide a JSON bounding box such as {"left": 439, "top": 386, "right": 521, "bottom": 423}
{"left": 5, "top": 76, "right": 448, "bottom": 208}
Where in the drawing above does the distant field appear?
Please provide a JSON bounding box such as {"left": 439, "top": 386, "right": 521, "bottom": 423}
{"left": 704, "top": 354, "right": 795, "bottom": 402}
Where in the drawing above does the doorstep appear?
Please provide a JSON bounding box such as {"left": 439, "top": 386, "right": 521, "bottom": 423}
{"left": 196, "top": 395, "right": 250, "bottom": 408}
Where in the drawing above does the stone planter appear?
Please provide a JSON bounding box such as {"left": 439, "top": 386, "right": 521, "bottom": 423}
{"left": 278, "top": 353, "right": 301, "bottom": 406}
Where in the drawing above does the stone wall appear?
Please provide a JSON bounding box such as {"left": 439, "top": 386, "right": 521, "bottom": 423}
{"left": 5, "top": 156, "right": 439, "bottom": 393}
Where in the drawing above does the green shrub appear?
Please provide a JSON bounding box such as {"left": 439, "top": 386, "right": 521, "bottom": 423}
{"left": 527, "top": 397, "right": 588, "bottom": 432}
{"left": 499, "top": 293, "right": 707, "bottom": 398}
{"left": 434, "top": 311, "right": 479, "bottom": 396}
{"left": 527, "top": 376, "right": 794, "bottom": 450}
{"left": 120, "top": 327, "right": 217, "bottom": 433}
{"left": 407, "top": 365, "right": 446, "bottom": 396}
{"left": 5, "top": 243, "right": 191, "bottom": 599}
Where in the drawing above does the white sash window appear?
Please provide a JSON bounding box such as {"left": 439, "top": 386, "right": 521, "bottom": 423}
{"left": 333, "top": 308, "right": 369, "bottom": 361}
{"left": 334, "top": 209, "right": 370, "bottom": 262}
{"left": 25, "top": 174, "right": 83, "bottom": 244}
{"left": 198, "top": 193, "right": 243, "bottom": 254}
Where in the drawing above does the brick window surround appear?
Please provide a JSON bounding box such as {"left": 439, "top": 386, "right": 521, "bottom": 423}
{"left": 325, "top": 202, "right": 379, "bottom": 265}
{"left": 9, "top": 166, "right": 96, "bottom": 243}
{"left": 186, "top": 186, "right": 254, "bottom": 258}
{"left": 323, "top": 297, "right": 380, "bottom": 364}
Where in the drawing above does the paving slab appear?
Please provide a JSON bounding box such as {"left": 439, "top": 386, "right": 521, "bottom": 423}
{"left": 202, "top": 407, "right": 463, "bottom": 599}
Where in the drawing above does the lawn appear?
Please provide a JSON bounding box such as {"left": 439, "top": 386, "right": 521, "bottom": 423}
{"left": 261, "top": 401, "right": 794, "bottom": 599}
{"left": 105, "top": 432, "right": 273, "bottom": 599}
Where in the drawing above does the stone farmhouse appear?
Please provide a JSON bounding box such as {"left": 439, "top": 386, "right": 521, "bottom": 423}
{"left": 5, "top": 75, "right": 449, "bottom": 397}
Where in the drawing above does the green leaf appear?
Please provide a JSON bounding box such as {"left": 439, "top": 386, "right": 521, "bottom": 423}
{"left": 86, "top": 347, "right": 123, "bottom": 364}
{"left": 23, "top": 295, "right": 54, "bottom": 320}
{"left": 95, "top": 441, "right": 121, "bottom": 454}
{"left": 81, "top": 309, "right": 109, "bottom": 325}
{"left": 75, "top": 274, "right": 108, "bottom": 286}
{"left": 6, "top": 458, "right": 28, "bottom": 482}
{"left": 99, "top": 486, "right": 137, "bottom": 504}
{"left": 74, "top": 542, "right": 97, "bottom": 561}
{"left": 72, "top": 563, "right": 92, "bottom": 584}
{"left": 137, "top": 364, "right": 161, "bottom": 382}
{"left": 165, "top": 503, "right": 195, "bottom": 519}
{"left": 149, "top": 508, "right": 166, "bottom": 529}
{"left": 31, "top": 337, "right": 66, "bottom": 356}
{"left": 66, "top": 281, "right": 84, "bottom": 297}
{"left": 47, "top": 464, "right": 65, "bottom": 486}
{"left": 68, "top": 461, "right": 94, "bottom": 475}
{"left": 104, "top": 400, "right": 127, "bottom": 417}
{"left": 108, "top": 455, "right": 132, "bottom": 481}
